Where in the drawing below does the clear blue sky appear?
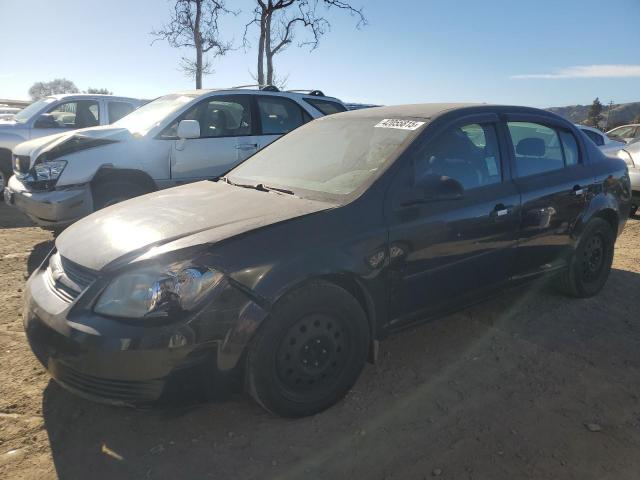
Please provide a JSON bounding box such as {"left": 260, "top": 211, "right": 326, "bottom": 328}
{"left": 1, "top": 0, "right": 639, "bottom": 107}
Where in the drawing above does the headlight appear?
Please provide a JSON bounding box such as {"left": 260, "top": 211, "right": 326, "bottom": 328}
{"left": 94, "top": 262, "right": 224, "bottom": 318}
{"left": 617, "top": 150, "right": 635, "bottom": 167}
{"left": 34, "top": 160, "right": 67, "bottom": 181}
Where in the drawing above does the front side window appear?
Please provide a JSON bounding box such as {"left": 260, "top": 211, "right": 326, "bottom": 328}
{"left": 581, "top": 128, "right": 604, "bottom": 146}
{"left": 304, "top": 98, "right": 347, "bottom": 116}
{"left": 39, "top": 100, "right": 100, "bottom": 129}
{"left": 257, "top": 96, "right": 305, "bottom": 135}
{"left": 161, "top": 95, "right": 252, "bottom": 139}
{"left": 228, "top": 116, "right": 423, "bottom": 199}
{"left": 507, "top": 122, "right": 576, "bottom": 177}
{"left": 412, "top": 123, "right": 502, "bottom": 191}
{"left": 108, "top": 101, "right": 135, "bottom": 123}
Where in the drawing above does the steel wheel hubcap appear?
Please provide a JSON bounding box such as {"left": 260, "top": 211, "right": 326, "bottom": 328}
{"left": 581, "top": 234, "right": 604, "bottom": 281}
{"left": 276, "top": 314, "right": 347, "bottom": 392}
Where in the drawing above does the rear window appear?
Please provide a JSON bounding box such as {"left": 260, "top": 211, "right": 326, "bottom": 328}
{"left": 581, "top": 128, "right": 604, "bottom": 146}
{"left": 304, "top": 98, "right": 347, "bottom": 116}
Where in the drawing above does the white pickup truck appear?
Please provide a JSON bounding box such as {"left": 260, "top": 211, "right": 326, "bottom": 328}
{"left": 0, "top": 94, "right": 143, "bottom": 190}
{"left": 4, "top": 87, "right": 346, "bottom": 227}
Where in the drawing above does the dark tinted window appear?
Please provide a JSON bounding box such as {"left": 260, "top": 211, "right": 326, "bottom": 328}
{"left": 413, "top": 123, "right": 502, "bottom": 190}
{"left": 508, "top": 122, "right": 565, "bottom": 177}
{"left": 581, "top": 128, "right": 604, "bottom": 146}
{"left": 257, "top": 96, "right": 305, "bottom": 135}
{"left": 108, "top": 101, "right": 135, "bottom": 123}
{"left": 304, "top": 98, "right": 347, "bottom": 116}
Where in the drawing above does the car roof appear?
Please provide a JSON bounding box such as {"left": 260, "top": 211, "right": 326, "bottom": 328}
{"left": 576, "top": 125, "right": 603, "bottom": 133}
{"left": 171, "top": 88, "right": 343, "bottom": 103}
{"left": 328, "top": 103, "right": 568, "bottom": 122}
{"left": 607, "top": 123, "right": 640, "bottom": 131}
{"left": 49, "top": 93, "right": 142, "bottom": 102}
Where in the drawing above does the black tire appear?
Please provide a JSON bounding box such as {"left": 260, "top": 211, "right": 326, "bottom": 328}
{"left": 0, "top": 159, "right": 11, "bottom": 192}
{"left": 247, "top": 281, "right": 369, "bottom": 417}
{"left": 631, "top": 204, "right": 638, "bottom": 217}
{"left": 92, "top": 180, "right": 148, "bottom": 210}
{"left": 556, "top": 217, "right": 615, "bottom": 298}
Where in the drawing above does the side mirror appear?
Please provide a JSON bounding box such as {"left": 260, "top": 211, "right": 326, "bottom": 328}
{"left": 177, "top": 119, "right": 200, "bottom": 139}
{"left": 33, "top": 114, "right": 59, "bottom": 129}
{"left": 417, "top": 174, "right": 464, "bottom": 201}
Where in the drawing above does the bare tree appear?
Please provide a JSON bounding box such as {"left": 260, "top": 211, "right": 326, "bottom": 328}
{"left": 84, "top": 87, "right": 113, "bottom": 95}
{"left": 28, "top": 79, "right": 79, "bottom": 100}
{"left": 244, "top": 0, "right": 366, "bottom": 86}
{"left": 152, "top": 0, "right": 235, "bottom": 89}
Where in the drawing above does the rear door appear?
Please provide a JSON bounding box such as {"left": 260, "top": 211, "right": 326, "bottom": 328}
{"left": 254, "top": 95, "right": 312, "bottom": 150}
{"left": 505, "top": 116, "right": 594, "bottom": 279}
{"left": 386, "top": 114, "right": 520, "bottom": 323}
{"left": 168, "top": 94, "right": 256, "bottom": 181}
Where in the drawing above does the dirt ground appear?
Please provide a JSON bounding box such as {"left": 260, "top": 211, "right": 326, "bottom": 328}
{"left": 1, "top": 204, "right": 640, "bottom": 480}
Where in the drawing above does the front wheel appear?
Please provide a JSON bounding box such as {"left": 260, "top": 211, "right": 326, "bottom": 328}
{"left": 246, "top": 281, "right": 370, "bottom": 417}
{"left": 556, "top": 218, "right": 615, "bottom": 298}
{"left": 92, "top": 180, "right": 148, "bottom": 210}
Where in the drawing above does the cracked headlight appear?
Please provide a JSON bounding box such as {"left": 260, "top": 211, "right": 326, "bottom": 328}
{"left": 94, "top": 262, "right": 224, "bottom": 318}
{"left": 34, "top": 160, "right": 67, "bottom": 181}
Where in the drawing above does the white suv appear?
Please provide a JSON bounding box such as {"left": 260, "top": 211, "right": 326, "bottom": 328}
{"left": 0, "top": 94, "right": 143, "bottom": 190}
{"left": 4, "top": 87, "right": 346, "bottom": 227}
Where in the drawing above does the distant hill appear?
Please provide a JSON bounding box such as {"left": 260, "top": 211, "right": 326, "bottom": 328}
{"left": 547, "top": 102, "right": 640, "bottom": 129}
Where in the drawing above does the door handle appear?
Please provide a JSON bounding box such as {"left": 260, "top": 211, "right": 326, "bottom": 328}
{"left": 493, "top": 203, "right": 509, "bottom": 217}
{"left": 236, "top": 143, "right": 258, "bottom": 150}
{"left": 573, "top": 185, "right": 584, "bottom": 196}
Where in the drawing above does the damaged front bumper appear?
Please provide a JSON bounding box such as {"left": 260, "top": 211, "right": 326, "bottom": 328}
{"left": 4, "top": 175, "right": 93, "bottom": 227}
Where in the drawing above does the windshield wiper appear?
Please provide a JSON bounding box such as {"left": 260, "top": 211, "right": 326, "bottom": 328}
{"left": 220, "top": 177, "right": 295, "bottom": 196}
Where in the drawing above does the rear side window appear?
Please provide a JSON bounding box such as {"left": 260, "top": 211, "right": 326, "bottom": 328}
{"left": 303, "top": 98, "right": 347, "bottom": 116}
{"left": 412, "top": 122, "right": 502, "bottom": 191}
{"left": 507, "top": 122, "right": 579, "bottom": 177}
{"left": 559, "top": 131, "right": 579, "bottom": 166}
{"left": 108, "top": 102, "right": 135, "bottom": 123}
{"left": 256, "top": 96, "right": 305, "bottom": 135}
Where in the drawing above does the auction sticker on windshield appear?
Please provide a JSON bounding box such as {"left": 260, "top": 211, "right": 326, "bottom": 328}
{"left": 374, "top": 119, "right": 425, "bottom": 130}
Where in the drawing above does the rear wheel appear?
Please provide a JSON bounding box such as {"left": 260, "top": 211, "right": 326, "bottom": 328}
{"left": 247, "top": 281, "right": 369, "bottom": 417}
{"left": 92, "top": 180, "right": 148, "bottom": 210}
{"left": 556, "top": 218, "right": 615, "bottom": 298}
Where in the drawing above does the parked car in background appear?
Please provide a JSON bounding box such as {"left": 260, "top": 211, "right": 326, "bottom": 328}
{"left": 577, "top": 124, "right": 625, "bottom": 155}
{"left": 0, "top": 94, "right": 143, "bottom": 190}
{"left": 606, "top": 124, "right": 640, "bottom": 144}
{"left": 22, "top": 104, "right": 630, "bottom": 417}
{"left": 617, "top": 142, "right": 640, "bottom": 216}
{"left": 4, "top": 87, "right": 346, "bottom": 228}
{"left": 0, "top": 104, "right": 21, "bottom": 121}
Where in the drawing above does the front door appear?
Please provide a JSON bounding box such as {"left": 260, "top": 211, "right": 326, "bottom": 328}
{"left": 170, "top": 95, "right": 257, "bottom": 181}
{"left": 386, "top": 117, "right": 520, "bottom": 325}
{"left": 505, "top": 119, "right": 595, "bottom": 279}
{"left": 31, "top": 99, "right": 100, "bottom": 139}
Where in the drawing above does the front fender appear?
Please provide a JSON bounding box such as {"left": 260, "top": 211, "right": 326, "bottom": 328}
{"left": 0, "top": 131, "right": 28, "bottom": 152}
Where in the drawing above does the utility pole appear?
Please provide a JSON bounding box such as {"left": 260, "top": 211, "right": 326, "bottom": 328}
{"left": 605, "top": 100, "right": 614, "bottom": 130}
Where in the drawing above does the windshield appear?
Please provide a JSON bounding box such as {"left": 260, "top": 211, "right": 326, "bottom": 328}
{"left": 113, "top": 94, "right": 197, "bottom": 135}
{"left": 228, "top": 116, "right": 424, "bottom": 200}
{"left": 13, "top": 97, "right": 56, "bottom": 123}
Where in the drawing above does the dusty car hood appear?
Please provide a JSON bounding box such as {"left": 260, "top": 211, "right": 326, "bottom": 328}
{"left": 13, "top": 126, "right": 133, "bottom": 165}
{"left": 56, "top": 181, "right": 334, "bottom": 271}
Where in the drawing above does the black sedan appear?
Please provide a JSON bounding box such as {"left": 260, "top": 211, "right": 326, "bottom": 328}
{"left": 24, "top": 104, "right": 631, "bottom": 417}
